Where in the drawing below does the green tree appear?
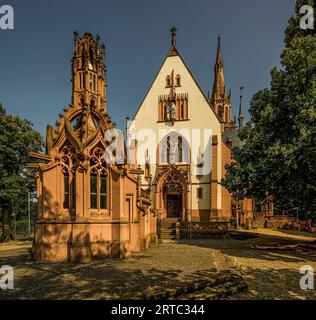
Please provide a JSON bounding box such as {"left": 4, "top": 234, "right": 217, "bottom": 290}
{"left": 222, "top": 0, "right": 316, "bottom": 218}
{"left": 0, "top": 103, "right": 43, "bottom": 241}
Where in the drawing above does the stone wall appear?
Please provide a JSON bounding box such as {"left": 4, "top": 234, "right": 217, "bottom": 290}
{"left": 254, "top": 212, "right": 314, "bottom": 232}
{"left": 180, "top": 221, "right": 229, "bottom": 239}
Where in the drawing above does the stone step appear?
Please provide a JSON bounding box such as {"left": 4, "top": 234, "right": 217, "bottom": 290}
{"left": 159, "top": 228, "right": 176, "bottom": 240}
{"left": 160, "top": 229, "right": 176, "bottom": 234}
{"left": 160, "top": 221, "right": 177, "bottom": 226}
{"left": 160, "top": 236, "right": 175, "bottom": 240}
{"left": 159, "top": 218, "right": 178, "bottom": 240}
{"left": 160, "top": 231, "right": 175, "bottom": 235}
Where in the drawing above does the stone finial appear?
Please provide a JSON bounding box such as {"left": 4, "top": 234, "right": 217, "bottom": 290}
{"left": 170, "top": 26, "right": 177, "bottom": 47}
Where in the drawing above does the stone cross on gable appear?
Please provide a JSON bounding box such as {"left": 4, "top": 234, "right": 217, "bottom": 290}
{"left": 170, "top": 26, "right": 177, "bottom": 47}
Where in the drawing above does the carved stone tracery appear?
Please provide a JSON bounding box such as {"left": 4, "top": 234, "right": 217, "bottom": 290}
{"left": 163, "top": 171, "right": 183, "bottom": 194}
{"left": 89, "top": 147, "right": 107, "bottom": 176}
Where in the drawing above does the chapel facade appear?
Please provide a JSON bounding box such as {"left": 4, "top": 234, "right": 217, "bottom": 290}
{"left": 130, "top": 28, "right": 253, "bottom": 226}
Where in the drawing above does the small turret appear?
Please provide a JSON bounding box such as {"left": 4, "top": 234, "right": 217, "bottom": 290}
{"left": 71, "top": 31, "right": 107, "bottom": 113}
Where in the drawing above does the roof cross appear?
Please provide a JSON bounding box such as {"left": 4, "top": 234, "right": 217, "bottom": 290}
{"left": 170, "top": 26, "right": 177, "bottom": 47}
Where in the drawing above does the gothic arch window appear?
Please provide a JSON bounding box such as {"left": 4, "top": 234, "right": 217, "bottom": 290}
{"left": 178, "top": 136, "right": 183, "bottom": 162}
{"left": 89, "top": 147, "right": 108, "bottom": 211}
{"left": 100, "top": 172, "right": 107, "bottom": 209}
{"left": 90, "top": 172, "right": 98, "bottom": 209}
{"left": 167, "top": 137, "right": 171, "bottom": 163}
{"left": 158, "top": 133, "right": 189, "bottom": 164}
{"left": 63, "top": 169, "right": 70, "bottom": 209}
{"left": 61, "top": 145, "right": 78, "bottom": 211}
{"left": 71, "top": 173, "right": 76, "bottom": 209}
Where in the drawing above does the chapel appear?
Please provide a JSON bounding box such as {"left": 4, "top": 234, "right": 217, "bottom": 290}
{"left": 130, "top": 28, "right": 253, "bottom": 231}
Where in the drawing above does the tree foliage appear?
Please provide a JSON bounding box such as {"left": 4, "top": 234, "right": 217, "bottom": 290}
{"left": 0, "top": 103, "right": 43, "bottom": 241}
{"left": 222, "top": 0, "right": 316, "bottom": 218}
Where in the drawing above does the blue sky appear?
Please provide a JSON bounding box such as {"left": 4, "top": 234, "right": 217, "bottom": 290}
{"left": 0, "top": 0, "right": 295, "bottom": 137}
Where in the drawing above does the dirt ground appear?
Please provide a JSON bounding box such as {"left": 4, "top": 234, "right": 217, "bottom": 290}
{"left": 0, "top": 229, "right": 316, "bottom": 300}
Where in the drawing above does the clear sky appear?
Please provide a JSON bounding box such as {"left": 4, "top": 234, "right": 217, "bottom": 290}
{"left": 0, "top": 0, "right": 295, "bottom": 137}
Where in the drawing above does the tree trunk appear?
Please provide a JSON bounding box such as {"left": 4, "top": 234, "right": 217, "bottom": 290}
{"left": 1, "top": 204, "right": 14, "bottom": 242}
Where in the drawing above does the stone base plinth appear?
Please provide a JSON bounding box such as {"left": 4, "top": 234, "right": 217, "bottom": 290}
{"left": 32, "top": 221, "right": 156, "bottom": 262}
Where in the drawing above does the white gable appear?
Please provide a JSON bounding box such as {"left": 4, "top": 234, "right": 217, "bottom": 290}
{"left": 133, "top": 54, "right": 221, "bottom": 133}
{"left": 131, "top": 51, "right": 223, "bottom": 209}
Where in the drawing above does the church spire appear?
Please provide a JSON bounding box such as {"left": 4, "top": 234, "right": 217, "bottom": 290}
{"left": 238, "top": 86, "right": 244, "bottom": 129}
{"left": 215, "top": 34, "right": 223, "bottom": 65}
{"left": 211, "top": 35, "right": 226, "bottom": 101}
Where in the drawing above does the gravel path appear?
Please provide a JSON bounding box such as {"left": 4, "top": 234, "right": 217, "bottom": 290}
{"left": 0, "top": 241, "right": 217, "bottom": 299}
{"left": 0, "top": 233, "right": 316, "bottom": 300}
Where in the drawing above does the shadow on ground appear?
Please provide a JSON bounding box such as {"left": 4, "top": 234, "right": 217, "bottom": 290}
{"left": 1, "top": 234, "right": 316, "bottom": 300}
{"left": 179, "top": 236, "right": 316, "bottom": 300}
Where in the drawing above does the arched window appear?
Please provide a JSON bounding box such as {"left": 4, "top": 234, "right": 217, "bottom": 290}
{"left": 71, "top": 175, "right": 76, "bottom": 209}
{"left": 89, "top": 147, "right": 108, "bottom": 211}
{"left": 90, "top": 173, "right": 98, "bottom": 209}
{"left": 178, "top": 137, "right": 183, "bottom": 162}
{"left": 63, "top": 171, "right": 69, "bottom": 209}
{"left": 61, "top": 146, "right": 77, "bottom": 211}
{"left": 167, "top": 137, "right": 171, "bottom": 163}
{"left": 90, "top": 171, "right": 107, "bottom": 210}
{"left": 159, "top": 133, "right": 189, "bottom": 164}
{"left": 100, "top": 174, "right": 107, "bottom": 209}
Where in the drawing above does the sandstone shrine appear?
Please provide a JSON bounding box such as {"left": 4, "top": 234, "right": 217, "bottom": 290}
{"left": 29, "top": 32, "right": 156, "bottom": 262}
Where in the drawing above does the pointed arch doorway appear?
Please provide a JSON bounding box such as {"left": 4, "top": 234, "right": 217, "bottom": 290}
{"left": 156, "top": 168, "right": 188, "bottom": 221}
